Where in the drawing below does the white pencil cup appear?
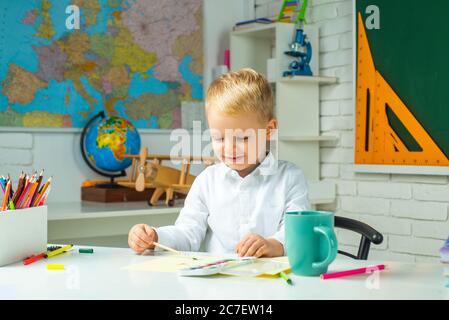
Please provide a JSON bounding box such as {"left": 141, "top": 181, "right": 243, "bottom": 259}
{"left": 0, "top": 206, "right": 47, "bottom": 267}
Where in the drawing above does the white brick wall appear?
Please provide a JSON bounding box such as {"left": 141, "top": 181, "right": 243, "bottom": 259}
{"left": 0, "top": 133, "right": 34, "bottom": 167}
{"left": 256, "top": 0, "right": 449, "bottom": 262}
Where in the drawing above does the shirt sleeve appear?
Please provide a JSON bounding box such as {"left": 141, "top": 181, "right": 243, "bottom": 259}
{"left": 268, "top": 167, "right": 311, "bottom": 254}
{"left": 154, "top": 172, "right": 209, "bottom": 252}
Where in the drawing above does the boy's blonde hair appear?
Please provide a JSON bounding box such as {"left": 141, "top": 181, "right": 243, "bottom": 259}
{"left": 205, "top": 68, "right": 274, "bottom": 122}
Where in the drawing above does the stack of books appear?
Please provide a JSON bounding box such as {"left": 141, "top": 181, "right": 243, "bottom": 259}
{"left": 233, "top": 18, "right": 274, "bottom": 31}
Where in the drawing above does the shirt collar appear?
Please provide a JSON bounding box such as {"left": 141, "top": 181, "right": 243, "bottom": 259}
{"left": 219, "top": 152, "right": 278, "bottom": 178}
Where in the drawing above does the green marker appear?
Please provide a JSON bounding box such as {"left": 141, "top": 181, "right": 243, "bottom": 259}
{"left": 8, "top": 200, "right": 15, "bottom": 210}
{"left": 79, "top": 248, "right": 94, "bottom": 254}
{"left": 279, "top": 271, "right": 293, "bottom": 285}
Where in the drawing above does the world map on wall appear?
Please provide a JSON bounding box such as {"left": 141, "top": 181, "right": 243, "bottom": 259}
{"left": 0, "top": 0, "right": 203, "bottom": 129}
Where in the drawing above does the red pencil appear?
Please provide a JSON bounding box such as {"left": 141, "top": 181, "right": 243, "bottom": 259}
{"left": 23, "top": 252, "right": 46, "bottom": 265}
{"left": 320, "top": 264, "right": 386, "bottom": 280}
{"left": 15, "top": 180, "right": 31, "bottom": 209}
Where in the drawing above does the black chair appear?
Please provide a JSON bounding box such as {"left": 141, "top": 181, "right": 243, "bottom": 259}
{"left": 334, "top": 216, "right": 384, "bottom": 260}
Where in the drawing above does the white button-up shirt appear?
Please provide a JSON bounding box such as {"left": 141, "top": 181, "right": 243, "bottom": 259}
{"left": 155, "top": 152, "right": 310, "bottom": 254}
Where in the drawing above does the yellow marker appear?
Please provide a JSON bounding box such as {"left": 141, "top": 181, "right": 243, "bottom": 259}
{"left": 47, "top": 264, "right": 65, "bottom": 270}
{"left": 47, "top": 244, "right": 73, "bottom": 258}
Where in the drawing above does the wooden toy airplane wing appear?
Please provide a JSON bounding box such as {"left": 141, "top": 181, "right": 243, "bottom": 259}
{"left": 118, "top": 148, "right": 217, "bottom": 206}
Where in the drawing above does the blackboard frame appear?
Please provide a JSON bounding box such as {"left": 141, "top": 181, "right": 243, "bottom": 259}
{"left": 352, "top": 0, "right": 449, "bottom": 176}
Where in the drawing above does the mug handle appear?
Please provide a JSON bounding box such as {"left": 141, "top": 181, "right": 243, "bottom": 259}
{"left": 312, "top": 226, "right": 338, "bottom": 270}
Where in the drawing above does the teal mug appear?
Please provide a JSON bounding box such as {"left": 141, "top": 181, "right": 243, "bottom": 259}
{"left": 285, "top": 211, "right": 338, "bottom": 276}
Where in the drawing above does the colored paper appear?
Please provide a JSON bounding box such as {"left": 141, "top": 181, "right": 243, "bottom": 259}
{"left": 221, "top": 257, "right": 290, "bottom": 277}
{"left": 124, "top": 254, "right": 224, "bottom": 273}
{"left": 124, "top": 253, "right": 290, "bottom": 277}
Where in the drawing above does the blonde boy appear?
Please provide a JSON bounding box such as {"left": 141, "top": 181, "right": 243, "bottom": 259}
{"left": 128, "top": 68, "right": 310, "bottom": 257}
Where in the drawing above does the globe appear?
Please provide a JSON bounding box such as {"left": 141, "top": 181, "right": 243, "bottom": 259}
{"left": 82, "top": 113, "right": 141, "bottom": 175}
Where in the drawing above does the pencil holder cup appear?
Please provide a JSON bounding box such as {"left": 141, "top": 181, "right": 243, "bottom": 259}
{"left": 285, "top": 211, "right": 338, "bottom": 276}
{"left": 0, "top": 206, "right": 47, "bottom": 267}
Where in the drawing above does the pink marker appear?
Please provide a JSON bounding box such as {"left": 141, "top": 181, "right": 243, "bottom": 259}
{"left": 224, "top": 49, "right": 230, "bottom": 70}
{"left": 320, "top": 264, "right": 386, "bottom": 280}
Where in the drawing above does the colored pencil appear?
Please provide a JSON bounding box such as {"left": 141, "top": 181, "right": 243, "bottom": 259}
{"left": 1, "top": 181, "right": 11, "bottom": 211}
{"left": 30, "top": 169, "right": 44, "bottom": 207}
{"left": 46, "top": 244, "right": 73, "bottom": 258}
{"left": 32, "top": 176, "right": 51, "bottom": 207}
{"left": 38, "top": 185, "right": 51, "bottom": 206}
{"left": 320, "top": 264, "right": 386, "bottom": 280}
{"left": 153, "top": 242, "right": 181, "bottom": 255}
{"left": 15, "top": 179, "right": 31, "bottom": 209}
{"left": 22, "top": 181, "right": 38, "bottom": 208}
{"left": 11, "top": 173, "right": 24, "bottom": 205}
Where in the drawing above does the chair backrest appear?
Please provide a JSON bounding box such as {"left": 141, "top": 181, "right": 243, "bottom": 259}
{"left": 335, "top": 216, "right": 384, "bottom": 260}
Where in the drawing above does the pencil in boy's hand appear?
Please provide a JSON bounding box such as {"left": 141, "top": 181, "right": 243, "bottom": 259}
{"left": 153, "top": 242, "right": 198, "bottom": 260}
{"left": 153, "top": 241, "right": 180, "bottom": 254}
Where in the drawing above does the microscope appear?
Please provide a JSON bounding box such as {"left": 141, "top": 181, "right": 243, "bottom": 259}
{"left": 282, "top": 27, "right": 313, "bottom": 77}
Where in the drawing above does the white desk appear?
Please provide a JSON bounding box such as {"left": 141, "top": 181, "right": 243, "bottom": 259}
{"left": 47, "top": 202, "right": 181, "bottom": 247}
{"left": 0, "top": 246, "right": 447, "bottom": 300}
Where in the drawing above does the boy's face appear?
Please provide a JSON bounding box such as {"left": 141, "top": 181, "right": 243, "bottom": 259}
{"left": 207, "top": 108, "right": 277, "bottom": 173}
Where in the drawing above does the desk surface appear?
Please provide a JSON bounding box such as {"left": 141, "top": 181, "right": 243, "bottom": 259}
{"left": 47, "top": 202, "right": 182, "bottom": 221}
{"left": 0, "top": 246, "right": 447, "bottom": 300}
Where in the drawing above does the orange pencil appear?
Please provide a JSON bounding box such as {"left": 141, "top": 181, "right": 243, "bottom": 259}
{"left": 32, "top": 177, "right": 52, "bottom": 207}
{"left": 1, "top": 181, "right": 11, "bottom": 211}
{"left": 22, "top": 182, "right": 38, "bottom": 208}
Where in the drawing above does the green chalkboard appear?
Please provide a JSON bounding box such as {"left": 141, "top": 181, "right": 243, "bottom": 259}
{"left": 356, "top": 0, "right": 449, "bottom": 160}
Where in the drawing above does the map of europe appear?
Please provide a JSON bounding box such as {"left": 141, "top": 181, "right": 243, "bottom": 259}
{"left": 0, "top": 0, "right": 203, "bottom": 129}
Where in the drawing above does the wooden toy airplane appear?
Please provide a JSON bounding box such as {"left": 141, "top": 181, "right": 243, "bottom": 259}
{"left": 118, "top": 148, "right": 217, "bottom": 206}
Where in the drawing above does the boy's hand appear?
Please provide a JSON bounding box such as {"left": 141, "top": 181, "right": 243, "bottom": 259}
{"left": 128, "top": 224, "right": 158, "bottom": 254}
{"left": 236, "top": 233, "right": 284, "bottom": 257}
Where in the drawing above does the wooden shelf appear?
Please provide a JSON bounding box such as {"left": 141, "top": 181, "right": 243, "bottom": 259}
{"left": 231, "top": 23, "right": 278, "bottom": 38}
{"left": 277, "top": 75, "right": 338, "bottom": 85}
{"left": 279, "top": 135, "right": 338, "bottom": 142}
